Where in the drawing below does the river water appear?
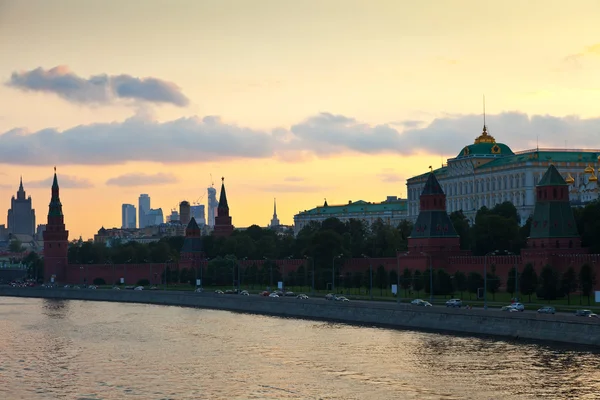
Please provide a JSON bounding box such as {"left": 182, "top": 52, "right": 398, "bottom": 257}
{"left": 0, "top": 297, "right": 599, "bottom": 400}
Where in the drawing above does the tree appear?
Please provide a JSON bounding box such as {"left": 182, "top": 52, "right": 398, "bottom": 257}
{"left": 449, "top": 211, "right": 472, "bottom": 250}
{"left": 506, "top": 267, "right": 516, "bottom": 296}
{"left": 9, "top": 239, "right": 23, "bottom": 253}
{"left": 413, "top": 270, "right": 423, "bottom": 296}
{"left": 467, "top": 272, "right": 483, "bottom": 300}
{"left": 486, "top": 265, "right": 501, "bottom": 300}
{"left": 538, "top": 265, "right": 561, "bottom": 300}
{"left": 400, "top": 268, "right": 413, "bottom": 296}
{"left": 519, "top": 263, "right": 538, "bottom": 302}
{"left": 579, "top": 263, "right": 597, "bottom": 305}
{"left": 452, "top": 271, "right": 467, "bottom": 298}
{"left": 437, "top": 269, "right": 453, "bottom": 296}
{"left": 375, "top": 265, "right": 388, "bottom": 296}
{"left": 560, "top": 266, "right": 577, "bottom": 305}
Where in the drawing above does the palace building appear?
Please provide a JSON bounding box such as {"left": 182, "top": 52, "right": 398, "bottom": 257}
{"left": 406, "top": 124, "right": 600, "bottom": 224}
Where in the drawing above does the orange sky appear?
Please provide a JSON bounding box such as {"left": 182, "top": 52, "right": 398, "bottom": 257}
{"left": 1, "top": 1, "right": 600, "bottom": 239}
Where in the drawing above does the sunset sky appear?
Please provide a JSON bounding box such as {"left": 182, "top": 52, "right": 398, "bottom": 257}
{"left": 1, "top": 0, "right": 600, "bottom": 240}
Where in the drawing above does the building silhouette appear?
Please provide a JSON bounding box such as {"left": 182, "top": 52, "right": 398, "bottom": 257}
{"left": 121, "top": 204, "right": 136, "bottom": 229}
{"left": 179, "top": 201, "right": 191, "bottom": 226}
{"left": 270, "top": 198, "right": 280, "bottom": 228}
{"left": 43, "top": 169, "right": 69, "bottom": 283}
{"left": 207, "top": 187, "right": 217, "bottom": 228}
{"left": 213, "top": 177, "right": 233, "bottom": 237}
{"left": 138, "top": 194, "right": 150, "bottom": 228}
{"left": 7, "top": 177, "right": 36, "bottom": 236}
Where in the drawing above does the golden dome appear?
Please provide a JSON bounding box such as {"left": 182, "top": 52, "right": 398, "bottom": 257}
{"left": 565, "top": 173, "right": 575, "bottom": 184}
{"left": 474, "top": 125, "right": 496, "bottom": 144}
{"left": 589, "top": 174, "right": 598, "bottom": 182}
{"left": 584, "top": 164, "right": 594, "bottom": 174}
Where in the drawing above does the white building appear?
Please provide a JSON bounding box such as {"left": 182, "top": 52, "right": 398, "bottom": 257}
{"left": 207, "top": 186, "right": 218, "bottom": 228}
{"left": 406, "top": 125, "right": 600, "bottom": 224}
{"left": 293, "top": 196, "right": 407, "bottom": 235}
{"left": 121, "top": 204, "right": 136, "bottom": 229}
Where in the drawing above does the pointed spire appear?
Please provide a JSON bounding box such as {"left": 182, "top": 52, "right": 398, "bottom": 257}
{"left": 421, "top": 172, "right": 444, "bottom": 195}
{"left": 483, "top": 94, "right": 486, "bottom": 132}
{"left": 218, "top": 176, "right": 229, "bottom": 209}
{"left": 273, "top": 198, "right": 277, "bottom": 217}
{"left": 19, "top": 176, "right": 23, "bottom": 190}
{"left": 48, "top": 167, "right": 63, "bottom": 217}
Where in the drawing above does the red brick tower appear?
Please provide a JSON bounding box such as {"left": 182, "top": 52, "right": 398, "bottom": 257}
{"left": 179, "top": 217, "right": 205, "bottom": 272}
{"left": 213, "top": 177, "right": 234, "bottom": 237}
{"left": 408, "top": 172, "right": 461, "bottom": 253}
{"left": 43, "top": 168, "right": 69, "bottom": 283}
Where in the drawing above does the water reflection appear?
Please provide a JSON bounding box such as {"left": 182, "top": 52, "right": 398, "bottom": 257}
{"left": 0, "top": 297, "right": 599, "bottom": 399}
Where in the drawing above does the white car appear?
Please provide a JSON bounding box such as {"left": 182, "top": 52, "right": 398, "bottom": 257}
{"left": 134, "top": 286, "right": 144, "bottom": 291}
{"left": 445, "top": 299, "right": 462, "bottom": 308}
{"left": 505, "top": 302, "right": 524, "bottom": 312}
{"left": 269, "top": 293, "right": 279, "bottom": 298}
{"left": 411, "top": 299, "right": 433, "bottom": 307}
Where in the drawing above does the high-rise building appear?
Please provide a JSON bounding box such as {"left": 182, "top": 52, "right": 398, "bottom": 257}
{"left": 138, "top": 194, "right": 150, "bottom": 228}
{"left": 146, "top": 208, "right": 164, "bottom": 226}
{"left": 168, "top": 210, "right": 179, "bottom": 223}
{"left": 207, "top": 187, "right": 218, "bottom": 228}
{"left": 7, "top": 177, "right": 36, "bottom": 236}
{"left": 190, "top": 205, "right": 206, "bottom": 226}
{"left": 179, "top": 201, "right": 191, "bottom": 226}
{"left": 121, "top": 204, "right": 136, "bottom": 229}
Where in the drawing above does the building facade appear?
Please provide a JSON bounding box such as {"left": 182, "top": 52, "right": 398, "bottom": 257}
{"left": 270, "top": 198, "right": 280, "bottom": 228}
{"left": 179, "top": 201, "right": 191, "bottom": 226}
{"left": 406, "top": 125, "right": 600, "bottom": 224}
{"left": 294, "top": 196, "right": 407, "bottom": 235}
{"left": 138, "top": 194, "right": 150, "bottom": 228}
{"left": 190, "top": 205, "right": 206, "bottom": 226}
{"left": 7, "top": 178, "right": 36, "bottom": 236}
{"left": 121, "top": 204, "right": 136, "bottom": 229}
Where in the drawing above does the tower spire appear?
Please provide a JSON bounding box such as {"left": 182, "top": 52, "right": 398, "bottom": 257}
{"left": 19, "top": 175, "right": 23, "bottom": 190}
{"left": 273, "top": 198, "right": 277, "bottom": 217}
{"left": 483, "top": 94, "right": 486, "bottom": 131}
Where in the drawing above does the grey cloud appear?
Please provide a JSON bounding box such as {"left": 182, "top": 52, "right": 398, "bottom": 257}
{"left": 7, "top": 66, "right": 189, "bottom": 107}
{"left": 27, "top": 175, "right": 93, "bottom": 189}
{"left": 2, "top": 111, "right": 600, "bottom": 166}
{"left": 378, "top": 172, "right": 404, "bottom": 183}
{"left": 284, "top": 176, "right": 304, "bottom": 182}
{"left": 106, "top": 172, "right": 178, "bottom": 187}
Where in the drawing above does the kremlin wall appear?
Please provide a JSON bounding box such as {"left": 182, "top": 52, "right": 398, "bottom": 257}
{"left": 44, "top": 166, "right": 600, "bottom": 291}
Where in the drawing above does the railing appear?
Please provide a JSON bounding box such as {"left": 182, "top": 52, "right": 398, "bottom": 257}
{"left": 513, "top": 148, "right": 600, "bottom": 155}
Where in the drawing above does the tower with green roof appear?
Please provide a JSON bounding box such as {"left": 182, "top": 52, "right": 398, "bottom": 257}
{"left": 408, "top": 172, "right": 461, "bottom": 253}
{"left": 43, "top": 168, "right": 69, "bottom": 283}
{"left": 527, "top": 164, "right": 581, "bottom": 250}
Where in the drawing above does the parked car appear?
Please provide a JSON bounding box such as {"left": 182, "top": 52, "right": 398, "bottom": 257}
{"left": 537, "top": 306, "right": 555, "bottom": 314}
{"left": 259, "top": 291, "right": 270, "bottom": 296}
{"left": 284, "top": 291, "right": 295, "bottom": 297}
{"left": 335, "top": 296, "right": 350, "bottom": 302}
{"left": 445, "top": 299, "right": 462, "bottom": 308}
{"left": 411, "top": 299, "right": 432, "bottom": 307}
{"left": 194, "top": 288, "right": 203, "bottom": 293}
{"left": 239, "top": 290, "right": 249, "bottom": 296}
{"left": 511, "top": 302, "right": 525, "bottom": 311}
{"left": 297, "top": 294, "right": 309, "bottom": 299}
{"left": 215, "top": 290, "right": 224, "bottom": 294}
{"left": 134, "top": 286, "right": 144, "bottom": 291}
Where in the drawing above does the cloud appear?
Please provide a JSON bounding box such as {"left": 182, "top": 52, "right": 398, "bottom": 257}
{"left": 378, "top": 170, "right": 404, "bottom": 183}
{"left": 106, "top": 172, "right": 178, "bottom": 187}
{"left": 26, "top": 175, "right": 93, "bottom": 189}
{"left": 7, "top": 66, "right": 189, "bottom": 107}
{"left": 284, "top": 176, "right": 305, "bottom": 182}
{"left": 258, "top": 184, "right": 328, "bottom": 193}
{"left": 2, "top": 111, "right": 600, "bottom": 166}
{"left": 563, "top": 43, "right": 600, "bottom": 67}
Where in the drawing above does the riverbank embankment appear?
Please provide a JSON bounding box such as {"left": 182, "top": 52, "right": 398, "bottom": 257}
{"left": 1, "top": 287, "right": 598, "bottom": 347}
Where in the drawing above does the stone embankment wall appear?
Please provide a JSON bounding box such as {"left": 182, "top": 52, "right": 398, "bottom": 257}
{"left": 1, "top": 287, "right": 598, "bottom": 347}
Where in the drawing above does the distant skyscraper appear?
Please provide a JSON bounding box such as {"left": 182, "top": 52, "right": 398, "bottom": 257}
{"left": 146, "top": 208, "right": 164, "bottom": 226}
{"left": 179, "top": 201, "right": 191, "bottom": 226}
{"left": 168, "top": 210, "right": 179, "bottom": 223}
{"left": 7, "top": 177, "right": 36, "bottom": 236}
{"left": 190, "top": 205, "right": 206, "bottom": 226}
{"left": 207, "top": 186, "right": 218, "bottom": 228}
{"left": 138, "top": 194, "right": 150, "bottom": 228}
{"left": 270, "top": 198, "right": 280, "bottom": 228}
{"left": 121, "top": 204, "right": 136, "bottom": 229}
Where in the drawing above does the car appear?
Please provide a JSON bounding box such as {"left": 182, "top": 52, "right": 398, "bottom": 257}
{"left": 215, "top": 290, "right": 224, "bottom": 294}
{"left": 240, "top": 290, "right": 249, "bottom": 296}
{"left": 325, "top": 293, "right": 336, "bottom": 300}
{"left": 335, "top": 296, "right": 350, "bottom": 302}
{"left": 537, "top": 306, "right": 555, "bottom": 314}
{"left": 284, "top": 291, "right": 295, "bottom": 297}
{"left": 194, "top": 288, "right": 203, "bottom": 293}
{"left": 575, "top": 309, "right": 596, "bottom": 317}
{"left": 446, "top": 299, "right": 462, "bottom": 308}
{"left": 259, "top": 291, "right": 270, "bottom": 296}
{"left": 296, "top": 294, "right": 309, "bottom": 299}
{"left": 134, "top": 286, "right": 144, "bottom": 291}
{"left": 269, "top": 293, "right": 279, "bottom": 298}
{"left": 411, "top": 299, "right": 432, "bottom": 307}
{"left": 511, "top": 302, "right": 525, "bottom": 312}
{"left": 112, "top": 286, "right": 121, "bottom": 290}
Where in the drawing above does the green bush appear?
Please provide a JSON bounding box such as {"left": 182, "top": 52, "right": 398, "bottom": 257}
{"left": 137, "top": 279, "right": 150, "bottom": 286}
{"left": 93, "top": 278, "right": 106, "bottom": 285}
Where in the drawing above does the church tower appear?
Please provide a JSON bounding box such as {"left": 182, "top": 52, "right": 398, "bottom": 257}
{"left": 213, "top": 177, "right": 234, "bottom": 237}
{"left": 527, "top": 164, "right": 581, "bottom": 250}
{"left": 408, "top": 172, "right": 460, "bottom": 253}
{"left": 43, "top": 169, "right": 69, "bottom": 283}
{"left": 270, "top": 198, "right": 280, "bottom": 228}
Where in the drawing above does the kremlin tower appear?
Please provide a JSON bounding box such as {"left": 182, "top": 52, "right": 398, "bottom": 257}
{"left": 43, "top": 168, "right": 69, "bottom": 283}
{"left": 213, "top": 177, "right": 234, "bottom": 237}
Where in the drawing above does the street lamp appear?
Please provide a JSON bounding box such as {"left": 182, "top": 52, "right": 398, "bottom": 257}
{"left": 420, "top": 252, "right": 433, "bottom": 304}
{"left": 238, "top": 257, "right": 247, "bottom": 292}
{"left": 361, "top": 254, "right": 373, "bottom": 300}
{"left": 304, "top": 255, "right": 314, "bottom": 296}
{"left": 483, "top": 250, "right": 499, "bottom": 310}
{"left": 395, "top": 249, "right": 402, "bottom": 304}
{"left": 124, "top": 258, "right": 132, "bottom": 285}
{"left": 263, "top": 256, "right": 272, "bottom": 288}
{"left": 332, "top": 254, "right": 342, "bottom": 292}
{"left": 164, "top": 258, "right": 173, "bottom": 290}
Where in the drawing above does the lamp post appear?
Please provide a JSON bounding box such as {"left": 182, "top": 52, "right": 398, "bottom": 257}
{"left": 420, "top": 252, "right": 433, "bottom": 304}
{"left": 164, "top": 258, "right": 172, "bottom": 290}
{"left": 304, "top": 255, "right": 314, "bottom": 296}
{"left": 263, "top": 256, "right": 272, "bottom": 288}
{"left": 239, "top": 257, "right": 247, "bottom": 292}
{"left": 332, "top": 254, "right": 342, "bottom": 293}
{"left": 361, "top": 254, "right": 373, "bottom": 300}
{"left": 483, "top": 250, "right": 498, "bottom": 310}
{"left": 79, "top": 266, "right": 84, "bottom": 285}
{"left": 124, "top": 258, "right": 132, "bottom": 285}
{"left": 395, "top": 250, "right": 401, "bottom": 304}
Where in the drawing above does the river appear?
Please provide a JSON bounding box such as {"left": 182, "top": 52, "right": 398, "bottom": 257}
{"left": 0, "top": 297, "right": 599, "bottom": 399}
